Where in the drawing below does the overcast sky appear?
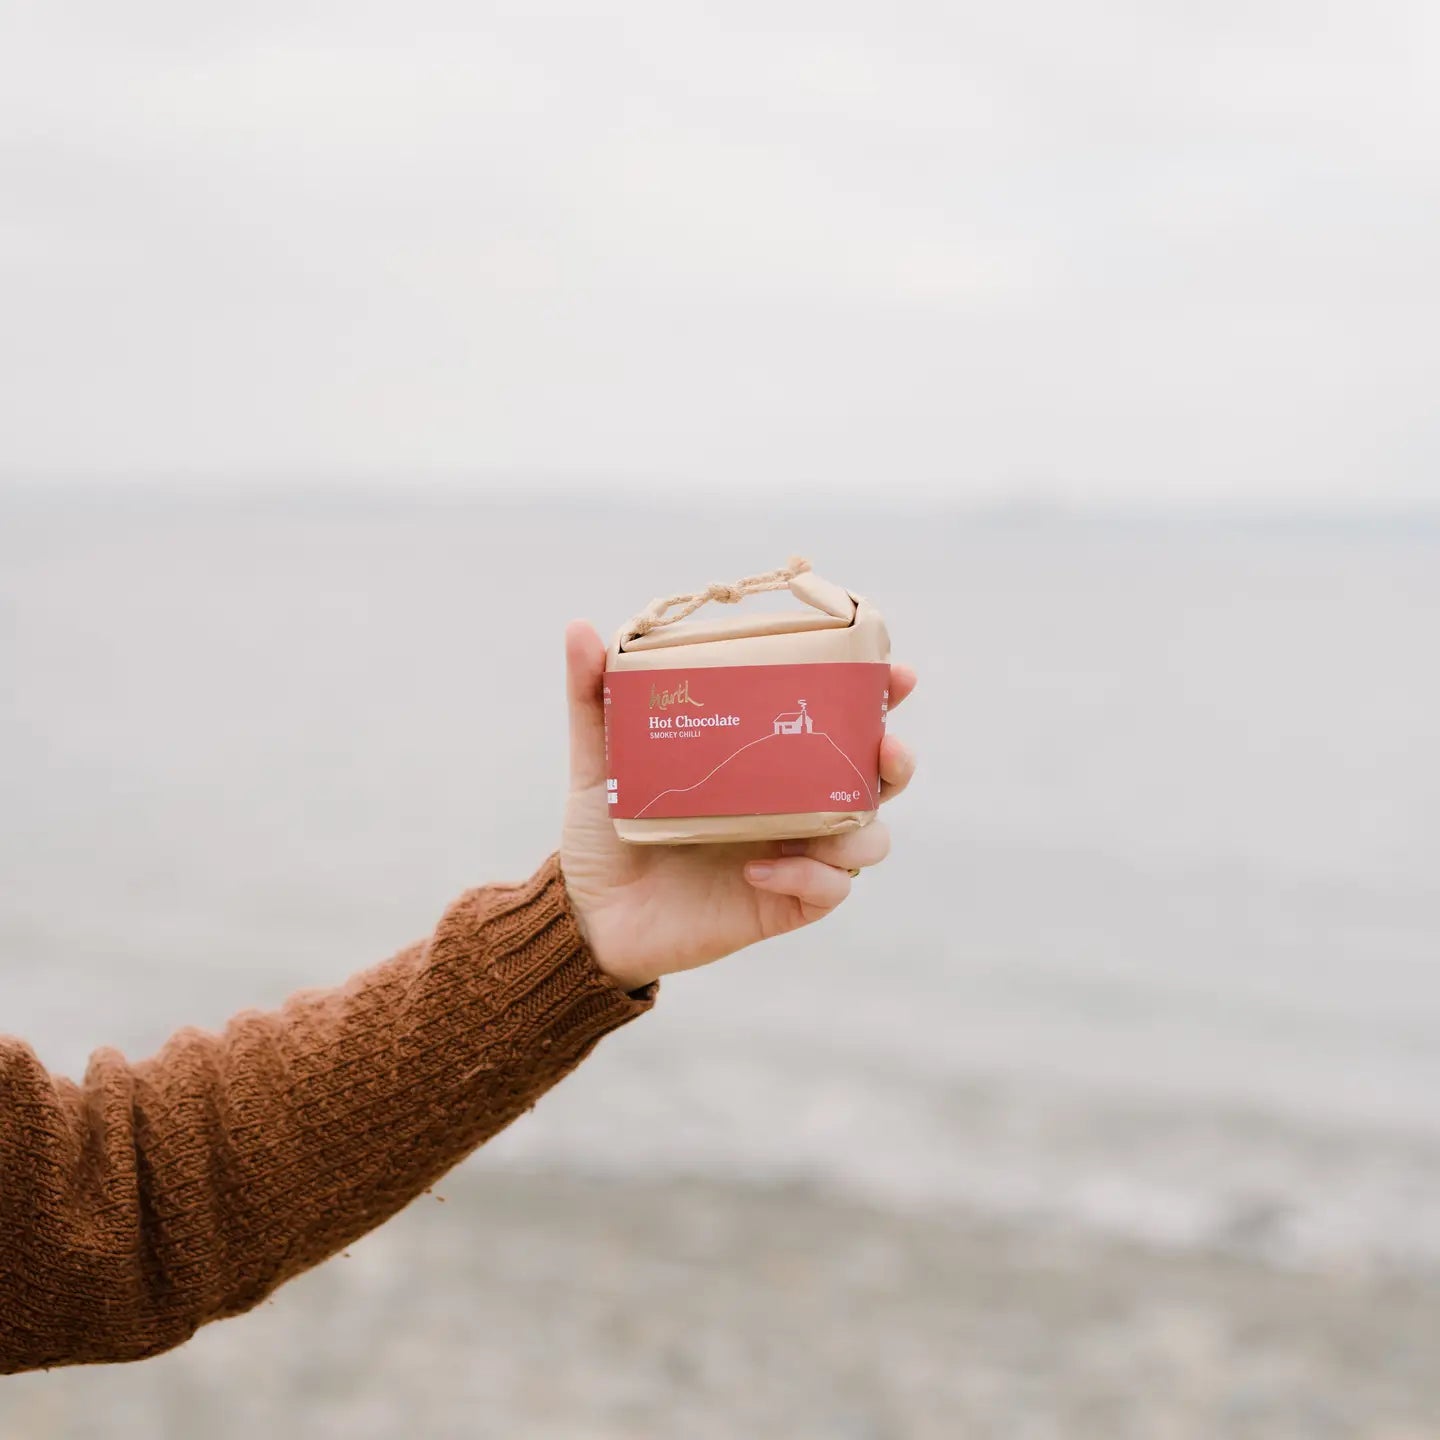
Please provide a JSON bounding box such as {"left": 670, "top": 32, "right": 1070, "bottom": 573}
{"left": 2, "top": 1, "right": 1437, "bottom": 504}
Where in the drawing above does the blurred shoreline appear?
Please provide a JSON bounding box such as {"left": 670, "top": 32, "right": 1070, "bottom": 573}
{"left": 5, "top": 1167, "right": 1439, "bottom": 1439}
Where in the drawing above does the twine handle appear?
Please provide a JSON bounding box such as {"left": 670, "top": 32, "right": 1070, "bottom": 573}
{"left": 627, "top": 555, "right": 812, "bottom": 638}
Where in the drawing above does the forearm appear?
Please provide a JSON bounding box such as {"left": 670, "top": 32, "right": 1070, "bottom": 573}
{"left": 0, "top": 855, "right": 652, "bottom": 1373}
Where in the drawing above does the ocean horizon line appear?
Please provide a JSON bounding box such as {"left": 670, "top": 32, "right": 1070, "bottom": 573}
{"left": 2, "top": 472, "right": 1438, "bottom": 534}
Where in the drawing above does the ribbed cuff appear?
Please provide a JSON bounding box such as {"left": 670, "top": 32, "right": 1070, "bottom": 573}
{"left": 428, "top": 854, "right": 656, "bottom": 1079}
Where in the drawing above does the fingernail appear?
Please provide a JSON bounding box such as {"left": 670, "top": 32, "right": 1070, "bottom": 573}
{"left": 746, "top": 862, "right": 774, "bottom": 881}
{"left": 779, "top": 840, "right": 808, "bottom": 856}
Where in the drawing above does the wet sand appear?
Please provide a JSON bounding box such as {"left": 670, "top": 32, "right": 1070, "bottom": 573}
{"left": 4, "top": 1168, "right": 1438, "bottom": 1439}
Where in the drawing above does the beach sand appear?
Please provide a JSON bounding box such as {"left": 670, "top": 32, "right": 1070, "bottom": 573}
{"left": 4, "top": 1168, "right": 1437, "bottom": 1440}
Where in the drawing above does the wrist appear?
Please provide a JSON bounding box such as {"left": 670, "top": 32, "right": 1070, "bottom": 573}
{"left": 560, "top": 883, "right": 659, "bottom": 996}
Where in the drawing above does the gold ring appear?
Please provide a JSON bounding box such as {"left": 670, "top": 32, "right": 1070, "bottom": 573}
{"left": 846, "top": 867, "right": 861, "bottom": 878}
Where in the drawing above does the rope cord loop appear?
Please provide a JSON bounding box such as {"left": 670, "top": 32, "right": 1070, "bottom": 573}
{"left": 627, "top": 556, "right": 811, "bottom": 638}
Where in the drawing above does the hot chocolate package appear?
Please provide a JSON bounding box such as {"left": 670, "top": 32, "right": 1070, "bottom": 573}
{"left": 604, "top": 559, "right": 890, "bottom": 844}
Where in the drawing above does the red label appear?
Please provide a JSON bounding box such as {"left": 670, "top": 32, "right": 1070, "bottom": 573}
{"left": 603, "top": 662, "right": 889, "bottom": 820}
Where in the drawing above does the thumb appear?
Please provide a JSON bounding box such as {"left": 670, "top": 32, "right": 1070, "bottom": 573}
{"left": 564, "top": 619, "right": 609, "bottom": 792}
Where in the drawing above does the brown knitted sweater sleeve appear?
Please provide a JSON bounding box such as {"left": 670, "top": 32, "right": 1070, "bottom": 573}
{"left": 0, "top": 854, "right": 654, "bottom": 1374}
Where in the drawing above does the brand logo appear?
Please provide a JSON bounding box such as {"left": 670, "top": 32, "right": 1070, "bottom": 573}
{"left": 649, "top": 677, "right": 705, "bottom": 710}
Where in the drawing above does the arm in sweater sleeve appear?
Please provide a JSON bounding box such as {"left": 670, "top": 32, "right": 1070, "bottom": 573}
{"left": 0, "top": 855, "right": 654, "bottom": 1373}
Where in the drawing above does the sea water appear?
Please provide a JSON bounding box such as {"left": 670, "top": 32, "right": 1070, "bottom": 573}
{"left": 2, "top": 487, "right": 1437, "bottom": 1273}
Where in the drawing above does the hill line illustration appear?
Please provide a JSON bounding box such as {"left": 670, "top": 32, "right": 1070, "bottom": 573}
{"left": 631, "top": 703, "right": 876, "bottom": 818}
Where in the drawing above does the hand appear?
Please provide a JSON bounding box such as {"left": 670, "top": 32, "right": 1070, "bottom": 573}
{"left": 559, "top": 620, "right": 918, "bottom": 991}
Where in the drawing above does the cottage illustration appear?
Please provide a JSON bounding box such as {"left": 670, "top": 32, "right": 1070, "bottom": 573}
{"left": 773, "top": 699, "right": 813, "bottom": 736}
